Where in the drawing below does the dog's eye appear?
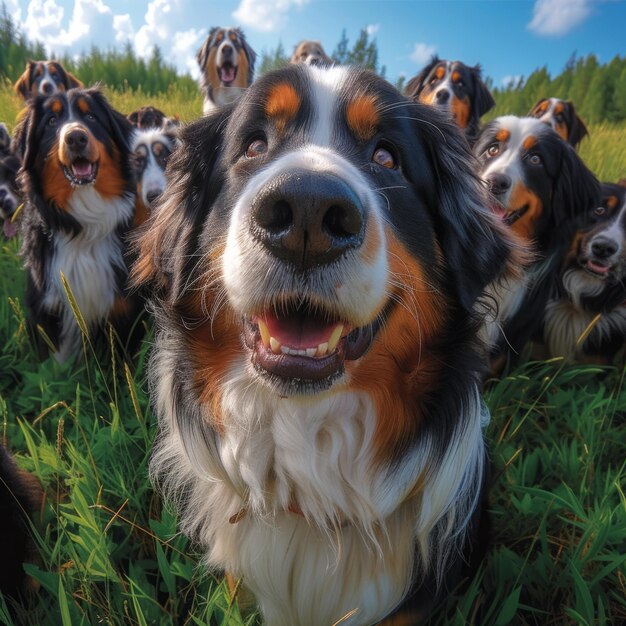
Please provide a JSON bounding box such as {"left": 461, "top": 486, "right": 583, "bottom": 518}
{"left": 48, "top": 116, "right": 58, "bottom": 127}
{"left": 528, "top": 154, "right": 542, "bottom": 166}
{"left": 372, "top": 146, "right": 396, "bottom": 169}
{"left": 245, "top": 139, "right": 268, "bottom": 158}
{"left": 84, "top": 113, "right": 95, "bottom": 122}
{"left": 486, "top": 143, "right": 500, "bottom": 157}
{"left": 593, "top": 206, "right": 606, "bottom": 216}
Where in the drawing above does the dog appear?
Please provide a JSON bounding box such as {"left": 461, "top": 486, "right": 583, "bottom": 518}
{"left": 127, "top": 105, "right": 178, "bottom": 131}
{"left": 0, "top": 443, "right": 42, "bottom": 598}
{"left": 544, "top": 183, "right": 626, "bottom": 364}
{"left": 404, "top": 56, "right": 495, "bottom": 141}
{"left": 473, "top": 116, "right": 600, "bottom": 361}
{"left": 14, "top": 60, "right": 83, "bottom": 100}
{"left": 290, "top": 40, "right": 332, "bottom": 66}
{"left": 196, "top": 27, "right": 256, "bottom": 114}
{"left": 528, "top": 98, "right": 589, "bottom": 149}
{"left": 17, "top": 88, "right": 140, "bottom": 363}
{"left": 130, "top": 124, "right": 178, "bottom": 226}
{"left": 133, "top": 65, "right": 517, "bottom": 626}
{"left": 0, "top": 123, "right": 22, "bottom": 238}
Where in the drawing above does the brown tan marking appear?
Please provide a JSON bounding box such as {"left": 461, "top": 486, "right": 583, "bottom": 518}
{"left": 42, "top": 145, "right": 73, "bottom": 209}
{"left": 435, "top": 66, "right": 446, "bottom": 80}
{"left": 507, "top": 182, "right": 543, "bottom": 241}
{"left": 522, "top": 135, "right": 538, "bottom": 151}
{"left": 450, "top": 94, "right": 471, "bottom": 129}
{"left": 51, "top": 99, "right": 63, "bottom": 114}
{"left": 265, "top": 83, "right": 301, "bottom": 134}
{"left": 345, "top": 95, "right": 379, "bottom": 141}
{"left": 606, "top": 195, "right": 619, "bottom": 210}
{"left": 77, "top": 98, "right": 90, "bottom": 113}
{"left": 495, "top": 129, "right": 510, "bottom": 143}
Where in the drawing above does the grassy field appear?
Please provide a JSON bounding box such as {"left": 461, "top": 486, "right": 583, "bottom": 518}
{"left": 0, "top": 82, "right": 625, "bottom": 625}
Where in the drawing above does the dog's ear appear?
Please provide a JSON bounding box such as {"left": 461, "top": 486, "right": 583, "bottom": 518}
{"left": 196, "top": 30, "right": 215, "bottom": 70}
{"left": 471, "top": 65, "right": 495, "bottom": 118}
{"left": 87, "top": 88, "right": 132, "bottom": 153}
{"left": 19, "top": 99, "right": 44, "bottom": 173}
{"left": 131, "top": 105, "right": 234, "bottom": 300}
{"left": 403, "top": 56, "right": 439, "bottom": 101}
{"left": 14, "top": 62, "right": 34, "bottom": 99}
{"left": 238, "top": 30, "right": 257, "bottom": 79}
{"left": 528, "top": 98, "right": 548, "bottom": 117}
{"left": 65, "top": 70, "right": 83, "bottom": 90}
{"left": 127, "top": 109, "right": 139, "bottom": 127}
{"left": 414, "top": 106, "right": 517, "bottom": 310}
{"left": 565, "top": 102, "right": 588, "bottom": 147}
{"left": 552, "top": 140, "right": 599, "bottom": 224}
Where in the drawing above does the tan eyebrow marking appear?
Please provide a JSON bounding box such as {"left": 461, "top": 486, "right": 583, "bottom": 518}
{"left": 346, "top": 95, "right": 380, "bottom": 141}
{"left": 495, "top": 129, "right": 510, "bottom": 143}
{"left": 265, "top": 83, "right": 301, "bottom": 133}
{"left": 523, "top": 135, "right": 538, "bottom": 151}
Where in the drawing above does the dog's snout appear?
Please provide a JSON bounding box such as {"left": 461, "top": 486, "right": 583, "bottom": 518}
{"left": 487, "top": 172, "right": 512, "bottom": 196}
{"left": 222, "top": 44, "right": 234, "bottom": 58}
{"left": 436, "top": 89, "right": 450, "bottom": 104}
{"left": 250, "top": 171, "right": 365, "bottom": 270}
{"left": 42, "top": 82, "right": 54, "bottom": 95}
{"left": 65, "top": 128, "right": 89, "bottom": 151}
{"left": 591, "top": 236, "right": 618, "bottom": 259}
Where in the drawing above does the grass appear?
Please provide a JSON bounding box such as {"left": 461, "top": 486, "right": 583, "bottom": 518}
{"left": 0, "top": 81, "right": 625, "bottom": 625}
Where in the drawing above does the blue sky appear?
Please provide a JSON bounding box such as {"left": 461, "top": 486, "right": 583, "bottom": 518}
{"left": 6, "top": 1, "right": 626, "bottom": 87}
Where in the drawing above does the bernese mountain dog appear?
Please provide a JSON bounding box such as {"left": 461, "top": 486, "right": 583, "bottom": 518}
{"left": 196, "top": 27, "right": 256, "bottom": 114}
{"left": 133, "top": 65, "right": 517, "bottom": 625}
{"left": 130, "top": 123, "right": 179, "bottom": 227}
{"left": 127, "top": 105, "right": 178, "bottom": 131}
{"left": 290, "top": 40, "right": 333, "bottom": 66}
{"left": 544, "top": 182, "right": 626, "bottom": 364}
{"left": 404, "top": 56, "right": 495, "bottom": 141}
{"left": 14, "top": 60, "right": 83, "bottom": 100}
{"left": 473, "top": 116, "right": 600, "bottom": 361}
{"left": 17, "top": 88, "right": 140, "bottom": 363}
{"left": 0, "top": 123, "right": 22, "bottom": 239}
{"left": 0, "top": 443, "right": 42, "bottom": 598}
{"left": 528, "top": 97, "right": 589, "bottom": 150}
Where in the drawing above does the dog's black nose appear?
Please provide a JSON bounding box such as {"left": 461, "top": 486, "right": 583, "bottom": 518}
{"left": 591, "top": 237, "right": 618, "bottom": 259}
{"left": 436, "top": 89, "right": 450, "bottom": 104}
{"left": 250, "top": 171, "right": 365, "bottom": 270}
{"left": 486, "top": 173, "right": 512, "bottom": 196}
{"left": 42, "top": 82, "right": 54, "bottom": 94}
{"left": 146, "top": 190, "right": 161, "bottom": 206}
{"left": 65, "top": 129, "right": 88, "bottom": 150}
{"left": 222, "top": 45, "right": 234, "bottom": 58}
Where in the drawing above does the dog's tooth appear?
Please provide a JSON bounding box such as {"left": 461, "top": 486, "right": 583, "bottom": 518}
{"left": 270, "top": 337, "right": 281, "bottom": 354}
{"left": 327, "top": 325, "right": 344, "bottom": 353}
{"left": 306, "top": 348, "right": 317, "bottom": 357}
{"left": 281, "top": 345, "right": 290, "bottom": 355}
{"left": 317, "top": 342, "right": 328, "bottom": 357}
{"left": 258, "top": 319, "right": 270, "bottom": 348}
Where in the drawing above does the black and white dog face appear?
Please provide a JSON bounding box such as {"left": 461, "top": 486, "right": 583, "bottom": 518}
{"left": 0, "top": 123, "right": 21, "bottom": 238}
{"left": 528, "top": 98, "right": 588, "bottom": 149}
{"left": 14, "top": 60, "right": 83, "bottom": 100}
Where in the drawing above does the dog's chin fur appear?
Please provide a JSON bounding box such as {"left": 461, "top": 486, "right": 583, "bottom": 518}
{"left": 150, "top": 338, "right": 486, "bottom": 626}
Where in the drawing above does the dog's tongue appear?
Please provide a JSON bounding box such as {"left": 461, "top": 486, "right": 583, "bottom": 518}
{"left": 3, "top": 218, "right": 18, "bottom": 238}
{"left": 263, "top": 313, "right": 343, "bottom": 350}
{"left": 587, "top": 260, "right": 610, "bottom": 275}
{"left": 72, "top": 159, "right": 93, "bottom": 178}
{"left": 490, "top": 203, "right": 506, "bottom": 218}
{"left": 220, "top": 66, "right": 236, "bottom": 83}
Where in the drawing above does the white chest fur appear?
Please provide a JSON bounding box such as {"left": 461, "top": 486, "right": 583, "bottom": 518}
{"left": 42, "top": 187, "right": 134, "bottom": 361}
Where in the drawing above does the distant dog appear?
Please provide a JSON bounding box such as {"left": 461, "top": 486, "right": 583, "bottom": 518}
{"left": 474, "top": 116, "right": 600, "bottom": 360}
{"left": 14, "top": 60, "right": 83, "bottom": 100}
{"left": 128, "top": 106, "right": 178, "bottom": 131}
{"left": 290, "top": 40, "right": 332, "bottom": 66}
{"left": 0, "top": 443, "right": 42, "bottom": 598}
{"left": 196, "top": 27, "right": 256, "bottom": 114}
{"left": 0, "top": 123, "right": 22, "bottom": 238}
{"left": 544, "top": 183, "right": 626, "bottom": 363}
{"left": 131, "top": 125, "right": 178, "bottom": 226}
{"left": 17, "top": 88, "right": 140, "bottom": 362}
{"left": 134, "top": 65, "right": 515, "bottom": 626}
{"left": 528, "top": 98, "right": 588, "bottom": 149}
{"left": 404, "top": 56, "right": 495, "bottom": 141}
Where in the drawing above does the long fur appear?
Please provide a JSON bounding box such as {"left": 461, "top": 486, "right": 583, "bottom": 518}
{"left": 134, "top": 65, "right": 516, "bottom": 625}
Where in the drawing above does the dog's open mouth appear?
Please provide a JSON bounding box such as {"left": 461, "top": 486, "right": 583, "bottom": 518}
{"left": 62, "top": 157, "right": 99, "bottom": 186}
{"left": 581, "top": 257, "right": 612, "bottom": 278}
{"left": 491, "top": 203, "right": 529, "bottom": 227}
{"left": 219, "top": 63, "right": 238, "bottom": 86}
{"left": 243, "top": 300, "right": 383, "bottom": 389}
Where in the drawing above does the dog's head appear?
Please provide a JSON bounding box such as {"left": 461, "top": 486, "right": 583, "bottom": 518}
{"left": 18, "top": 88, "right": 134, "bottom": 213}
{"left": 131, "top": 126, "right": 178, "bottom": 223}
{"left": 559, "top": 182, "right": 626, "bottom": 308}
{"left": 196, "top": 27, "right": 256, "bottom": 105}
{"left": 0, "top": 124, "right": 21, "bottom": 238}
{"left": 128, "top": 106, "right": 179, "bottom": 131}
{"left": 528, "top": 98, "right": 588, "bottom": 149}
{"left": 290, "top": 40, "right": 332, "bottom": 67}
{"left": 404, "top": 56, "right": 494, "bottom": 136}
{"left": 14, "top": 60, "right": 83, "bottom": 101}
{"left": 474, "top": 116, "right": 599, "bottom": 249}
{"left": 135, "top": 65, "right": 513, "bottom": 406}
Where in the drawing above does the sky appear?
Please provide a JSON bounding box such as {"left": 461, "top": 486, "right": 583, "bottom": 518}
{"left": 4, "top": 0, "right": 626, "bottom": 87}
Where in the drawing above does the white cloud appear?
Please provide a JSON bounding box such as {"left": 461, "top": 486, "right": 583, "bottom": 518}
{"left": 113, "top": 14, "right": 134, "bottom": 43}
{"left": 410, "top": 42, "right": 437, "bottom": 66}
{"left": 233, "top": 0, "right": 309, "bottom": 33}
{"left": 501, "top": 74, "right": 523, "bottom": 88}
{"left": 528, "top": 0, "right": 596, "bottom": 36}
{"left": 171, "top": 28, "right": 205, "bottom": 78}
{"left": 366, "top": 24, "right": 379, "bottom": 37}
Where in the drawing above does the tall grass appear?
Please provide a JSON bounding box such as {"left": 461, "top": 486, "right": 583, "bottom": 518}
{"left": 0, "top": 79, "right": 624, "bottom": 624}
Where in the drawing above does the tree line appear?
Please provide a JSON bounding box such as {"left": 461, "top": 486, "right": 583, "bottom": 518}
{"left": 1, "top": 3, "right": 624, "bottom": 124}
